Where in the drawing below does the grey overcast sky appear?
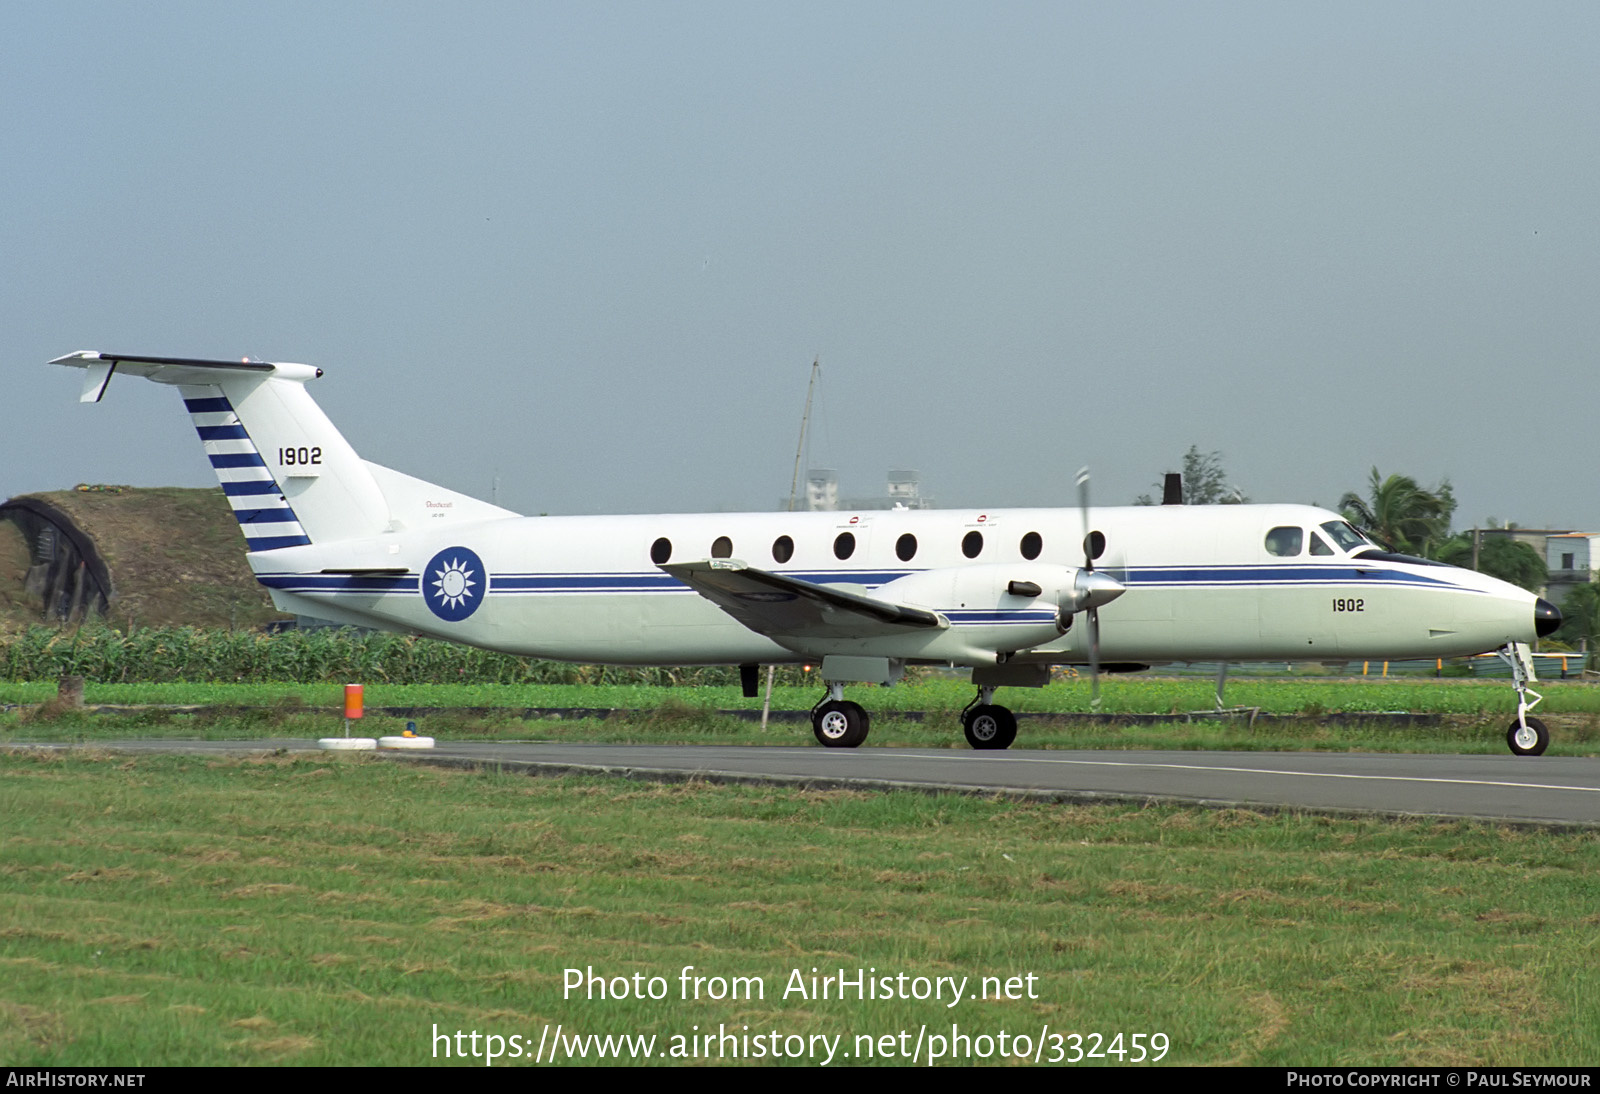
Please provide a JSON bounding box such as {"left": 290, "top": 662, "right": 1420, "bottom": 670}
{"left": 5, "top": 2, "right": 1598, "bottom": 528}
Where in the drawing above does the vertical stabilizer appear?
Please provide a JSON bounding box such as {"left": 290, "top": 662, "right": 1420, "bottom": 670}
{"left": 53, "top": 352, "right": 393, "bottom": 548}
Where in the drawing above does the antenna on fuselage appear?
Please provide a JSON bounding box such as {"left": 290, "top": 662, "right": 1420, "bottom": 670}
{"left": 1078, "top": 467, "right": 1106, "bottom": 711}
{"left": 1162, "top": 472, "right": 1184, "bottom": 505}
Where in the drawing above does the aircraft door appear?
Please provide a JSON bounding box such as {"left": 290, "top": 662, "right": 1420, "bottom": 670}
{"left": 1258, "top": 522, "right": 1341, "bottom": 657}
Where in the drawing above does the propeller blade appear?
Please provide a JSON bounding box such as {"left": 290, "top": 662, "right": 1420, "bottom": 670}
{"left": 1076, "top": 466, "right": 1104, "bottom": 710}
{"left": 1076, "top": 467, "right": 1093, "bottom": 572}
{"left": 1087, "top": 606, "right": 1100, "bottom": 710}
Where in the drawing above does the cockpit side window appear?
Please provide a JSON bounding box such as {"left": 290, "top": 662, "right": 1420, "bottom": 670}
{"left": 1309, "top": 532, "right": 1335, "bottom": 556}
{"left": 1265, "top": 526, "right": 1303, "bottom": 557}
{"left": 1320, "top": 520, "right": 1369, "bottom": 552}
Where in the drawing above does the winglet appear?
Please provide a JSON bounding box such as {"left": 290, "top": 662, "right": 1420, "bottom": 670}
{"left": 66, "top": 355, "right": 116, "bottom": 403}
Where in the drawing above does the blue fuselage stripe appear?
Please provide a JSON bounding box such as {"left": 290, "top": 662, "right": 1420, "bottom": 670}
{"left": 1120, "top": 565, "right": 1456, "bottom": 590}
{"left": 255, "top": 565, "right": 1469, "bottom": 613}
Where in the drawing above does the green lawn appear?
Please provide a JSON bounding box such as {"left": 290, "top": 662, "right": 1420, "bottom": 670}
{"left": 2, "top": 750, "right": 1595, "bottom": 1066}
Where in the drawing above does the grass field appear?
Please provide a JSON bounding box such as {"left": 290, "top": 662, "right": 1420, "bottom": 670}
{"left": 2, "top": 749, "right": 1596, "bottom": 1067}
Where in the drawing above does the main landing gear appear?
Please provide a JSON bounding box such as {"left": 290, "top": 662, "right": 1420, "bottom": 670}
{"left": 804, "top": 659, "right": 1039, "bottom": 751}
{"left": 1498, "top": 643, "right": 1550, "bottom": 756}
{"left": 811, "top": 684, "right": 870, "bottom": 748}
{"left": 961, "top": 687, "right": 1018, "bottom": 750}
{"left": 809, "top": 683, "right": 1022, "bottom": 750}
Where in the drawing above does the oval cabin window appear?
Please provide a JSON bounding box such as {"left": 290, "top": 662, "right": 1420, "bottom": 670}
{"left": 895, "top": 533, "right": 917, "bottom": 562}
{"left": 834, "top": 532, "right": 856, "bottom": 560}
{"left": 772, "top": 535, "right": 794, "bottom": 563}
{"left": 650, "top": 537, "right": 672, "bottom": 565}
{"left": 1020, "top": 531, "right": 1042, "bottom": 560}
{"left": 711, "top": 536, "right": 733, "bottom": 559}
{"left": 962, "top": 530, "right": 983, "bottom": 559}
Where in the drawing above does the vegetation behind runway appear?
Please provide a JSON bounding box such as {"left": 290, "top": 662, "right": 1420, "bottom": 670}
{"left": 5, "top": 625, "right": 1600, "bottom": 752}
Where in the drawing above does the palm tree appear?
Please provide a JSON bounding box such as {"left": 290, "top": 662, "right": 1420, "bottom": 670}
{"left": 1339, "top": 468, "right": 1456, "bottom": 558}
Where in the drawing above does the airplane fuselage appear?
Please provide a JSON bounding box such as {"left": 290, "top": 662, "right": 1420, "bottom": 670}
{"left": 252, "top": 502, "right": 1542, "bottom": 668}
{"left": 50, "top": 350, "right": 1561, "bottom": 754}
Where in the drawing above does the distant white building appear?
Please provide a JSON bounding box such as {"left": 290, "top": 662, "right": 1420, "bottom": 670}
{"left": 885, "top": 470, "right": 921, "bottom": 504}
{"left": 1477, "top": 527, "right": 1600, "bottom": 605}
{"left": 784, "top": 469, "right": 935, "bottom": 511}
{"left": 1544, "top": 531, "right": 1600, "bottom": 606}
{"left": 803, "top": 469, "right": 838, "bottom": 512}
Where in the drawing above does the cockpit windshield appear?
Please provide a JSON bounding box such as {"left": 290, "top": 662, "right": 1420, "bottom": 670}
{"left": 1319, "top": 520, "right": 1369, "bottom": 553}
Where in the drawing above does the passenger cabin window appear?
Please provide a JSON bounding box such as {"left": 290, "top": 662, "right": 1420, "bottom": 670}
{"left": 834, "top": 532, "right": 856, "bottom": 560}
{"left": 650, "top": 537, "right": 672, "bottom": 564}
{"left": 1310, "top": 532, "right": 1334, "bottom": 556}
{"left": 1020, "top": 531, "right": 1042, "bottom": 560}
{"left": 896, "top": 533, "right": 917, "bottom": 562}
{"left": 962, "top": 530, "right": 983, "bottom": 559}
{"left": 711, "top": 536, "right": 733, "bottom": 559}
{"left": 771, "top": 535, "right": 794, "bottom": 564}
{"left": 1264, "top": 526, "right": 1303, "bottom": 557}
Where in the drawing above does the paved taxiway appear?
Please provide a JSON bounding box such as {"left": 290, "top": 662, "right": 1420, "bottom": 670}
{"left": 11, "top": 740, "right": 1598, "bottom": 828}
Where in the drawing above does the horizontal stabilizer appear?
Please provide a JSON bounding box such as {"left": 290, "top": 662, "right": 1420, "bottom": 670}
{"left": 52, "top": 351, "right": 296, "bottom": 402}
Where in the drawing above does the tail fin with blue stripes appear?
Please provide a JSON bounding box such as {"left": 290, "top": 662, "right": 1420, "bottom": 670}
{"left": 54, "top": 352, "right": 399, "bottom": 549}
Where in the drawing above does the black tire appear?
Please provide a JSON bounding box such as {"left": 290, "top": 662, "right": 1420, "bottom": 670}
{"left": 963, "top": 704, "right": 1018, "bottom": 750}
{"left": 1506, "top": 716, "right": 1549, "bottom": 756}
{"left": 813, "top": 700, "right": 870, "bottom": 748}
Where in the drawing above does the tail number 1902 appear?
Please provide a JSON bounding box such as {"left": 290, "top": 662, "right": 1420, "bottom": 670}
{"left": 278, "top": 446, "right": 322, "bottom": 466}
{"left": 1332, "top": 598, "right": 1364, "bottom": 612}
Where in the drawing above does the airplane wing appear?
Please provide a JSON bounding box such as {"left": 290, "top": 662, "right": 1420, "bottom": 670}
{"left": 661, "top": 559, "right": 945, "bottom": 640}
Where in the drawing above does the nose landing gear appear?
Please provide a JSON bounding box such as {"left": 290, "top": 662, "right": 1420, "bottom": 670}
{"left": 1498, "top": 643, "right": 1549, "bottom": 756}
{"left": 1508, "top": 716, "right": 1550, "bottom": 757}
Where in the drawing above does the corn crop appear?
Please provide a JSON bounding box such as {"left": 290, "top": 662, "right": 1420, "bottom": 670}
{"left": 0, "top": 626, "right": 808, "bottom": 686}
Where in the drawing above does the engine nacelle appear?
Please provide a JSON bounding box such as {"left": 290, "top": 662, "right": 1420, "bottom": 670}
{"left": 877, "top": 562, "right": 1123, "bottom": 624}
{"left": 877, "top": 562, "right": 1080, "bottom": 634}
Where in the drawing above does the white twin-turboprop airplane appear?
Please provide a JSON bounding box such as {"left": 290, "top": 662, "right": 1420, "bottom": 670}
{"left": 53, "top": 351, "right": 1564, "bottom": 755}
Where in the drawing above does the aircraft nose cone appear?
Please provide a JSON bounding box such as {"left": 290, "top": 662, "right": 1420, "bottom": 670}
{"left": 1534, "top": 598, "right": 1562, "bottom": 638}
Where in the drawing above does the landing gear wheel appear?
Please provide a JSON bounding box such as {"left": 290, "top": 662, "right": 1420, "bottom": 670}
{"left": 813, "top": 700, "right": 870, "bottom": 748}
{"left": 1507, "top": 716, "right": 1549, "bottom": 756}
{"left": 963, "top": 704, "right": 1018, "bottom": 750}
